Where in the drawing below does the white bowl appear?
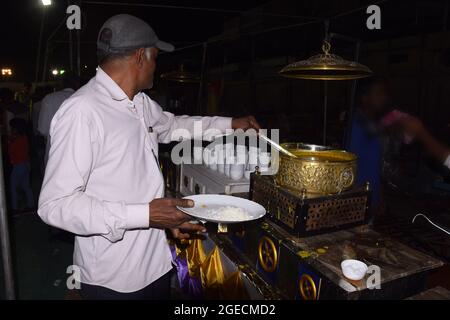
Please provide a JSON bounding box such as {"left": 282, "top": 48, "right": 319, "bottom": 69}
{"left": 341, "top": 259, "right": 368, "bottom": 281}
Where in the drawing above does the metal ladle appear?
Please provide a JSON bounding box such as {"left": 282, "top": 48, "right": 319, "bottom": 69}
{"left": 258, "top": 133, "right": 298, "bottom": 158}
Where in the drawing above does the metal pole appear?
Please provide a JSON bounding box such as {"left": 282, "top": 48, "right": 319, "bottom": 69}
{"left": 42, "top": 42, "right": 50, "bottom": 83}
{"left": 197, "top": 42, "right": 207, "bottom": 114}
{"left": 328, "top": 33, "right": 362, "bottom": 148}
{"left": 77, "top": 29, "right": 81, "bottom": 76}
{"left": 322, "top": 20, "right": 329, "bottom": 146}
{"left": 69, "top": 30, "right": 74, "bottom": 72}
{"left": 77, "top": 0, "right": 82, "bottom": 76}
{"left": 323, "top": 81, "right": 328, "bottom": 145}
{"left": 346, "top": 41, "right": 361, "bottom": 147}
{"left": 42, "top": 17, "right": 67, "bottom": 82}
{"left": 34, "top": 8, "right": 46, "bottom": 84}
{"left": 68, "top": 1, "right": 74, "bottom": 72}
{"left": 0, "top": 138, "right": 16, "bottom": 300}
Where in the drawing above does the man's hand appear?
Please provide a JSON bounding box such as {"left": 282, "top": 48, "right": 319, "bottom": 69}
{"left": 399, "top": 115, "right": 425, "bottom": 137}
{"left": 232, "top": 116, "right": 261, "bottom": 131}
{"left": 149, "top": 198, "right": 206, "bottom": 237}
{"left": 170, "top": 226, "right": 203, "bottom": 240}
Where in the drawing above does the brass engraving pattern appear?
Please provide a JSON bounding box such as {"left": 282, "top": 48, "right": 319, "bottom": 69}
{"left": 252, "top": 179, "right": 296, "bottom": 228}
{"left": 252, "top": 175, "right": 368, "bottom": 233}
{"left": 276, "top": 160, "right": 356, "bottom": 194}
{"left": 306, "top": 197, "right": 367, "bottom": 231}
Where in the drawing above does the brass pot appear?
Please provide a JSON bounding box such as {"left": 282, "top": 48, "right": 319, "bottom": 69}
{"left": 275, "top": 143, "right": 357, "bottom": 195}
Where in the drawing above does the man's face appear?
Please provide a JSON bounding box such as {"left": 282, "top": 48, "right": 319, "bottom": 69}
{"left": 137, "top": 47, "right": 159, "bottom": 90}
{"left": 362, "top": 82, "right": 391, "bottom": 121}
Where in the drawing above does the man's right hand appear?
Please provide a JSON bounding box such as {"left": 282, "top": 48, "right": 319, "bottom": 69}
{"left": 149, "top": 198, "right": 206, "bottom": 235}
{"left": 399, "top": 115, "right": 426, "bottom": 137}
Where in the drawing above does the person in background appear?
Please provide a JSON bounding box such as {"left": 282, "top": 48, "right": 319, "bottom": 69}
{"left": 1, "top": 88, "right": 28, "bottom": 135}
{"left": 38, "top": 73, "right": 80, "bottom": 165}
{"left": 32, "top": 86, "right": 53, "bottom": 137}
{"left": 399, "top": 115, "right": 450, "bottom": 170}
{"left": 15, "top": 82, "right": 33, "bottom": 110}
{"left": 8, "top": 118, "right": 34, "bottom": 213}
{"left": 31, "top": 86, "right": 54, "bottom": 177}
{"left": 347, "top": 77, "right": 392, "bottom": 220}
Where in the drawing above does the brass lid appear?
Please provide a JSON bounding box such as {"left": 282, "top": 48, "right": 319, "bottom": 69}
{"left": 160, "top": 64, "right": 200, "bottom": 83}
{"left": 279, "top": 41, "right": 372, "bottom": 81}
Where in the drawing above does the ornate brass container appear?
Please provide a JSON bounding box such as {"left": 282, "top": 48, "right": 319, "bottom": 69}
{"left": 275, "top": 143, "right": 357, "bottom": 195}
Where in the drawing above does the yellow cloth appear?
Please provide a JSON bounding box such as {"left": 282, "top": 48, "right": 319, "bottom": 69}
{"left": 221, "top": 271, "right": 249, "bottom": 300}
{"left": 200, "top": 246, "right": 225, "bottom": 299}
{"left": 186, "top": 239, "right": 206, "bottom": 278}
{"left": 174, "top": 238, "right": 190, "bottom": 259}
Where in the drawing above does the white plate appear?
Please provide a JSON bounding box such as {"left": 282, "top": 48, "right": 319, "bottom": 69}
{"left": 177, "top": 194, "right": 266, "bottom": 224}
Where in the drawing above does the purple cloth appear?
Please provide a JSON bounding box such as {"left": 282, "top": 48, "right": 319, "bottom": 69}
{"left": 187, "top": 277, "right": 203, "bottom": 299}
{"left": 170, "top": 245, "right": 203, "bottom": 298}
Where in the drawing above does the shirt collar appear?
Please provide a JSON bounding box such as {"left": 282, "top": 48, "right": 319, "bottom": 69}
{"left": 95, "top": 67, "right": 130, "bottom": 102}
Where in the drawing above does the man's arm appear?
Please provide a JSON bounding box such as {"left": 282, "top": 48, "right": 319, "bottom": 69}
{"left": 400, "top": 116, "right": 450, "bottom": 166}
{"left": 146, "top": 96, "right": 259, "bottom": 143}
{"left": 38, "top": 107, "right": 150, "bottom": 242}
{"left": 38, "top": 101, "right": 206, "bottom": 241}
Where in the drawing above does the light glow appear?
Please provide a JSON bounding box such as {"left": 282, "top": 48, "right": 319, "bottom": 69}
{"left": 1, "top": 68, "right": 12, "bottom": 76}
{"left": 41, "top": 0, "right": 52, "bottom": 6}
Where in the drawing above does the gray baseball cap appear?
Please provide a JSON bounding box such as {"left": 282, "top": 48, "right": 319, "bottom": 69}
{"left": 97, "top": 14, "right": 174, "bottom": 56}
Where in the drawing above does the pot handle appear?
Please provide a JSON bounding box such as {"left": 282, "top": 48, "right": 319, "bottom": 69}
{"left": 338, "top": 168, "right": 354, "bottom": 194}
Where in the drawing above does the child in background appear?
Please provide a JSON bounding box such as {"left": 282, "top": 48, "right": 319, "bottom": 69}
{"left": 8, "top": 118, "right": 34, "bottom": 212}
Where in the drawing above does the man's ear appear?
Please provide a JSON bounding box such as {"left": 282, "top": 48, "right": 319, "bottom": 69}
{"left": 135, "top": 48, "right": 145, "bottom": 68}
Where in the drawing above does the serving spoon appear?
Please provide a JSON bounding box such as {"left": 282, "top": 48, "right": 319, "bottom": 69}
{"left": 258, "top": 133, "right": 298, "bottom": 158}
{"left": 213, "top": 132, "right": 298, "bottom": 158}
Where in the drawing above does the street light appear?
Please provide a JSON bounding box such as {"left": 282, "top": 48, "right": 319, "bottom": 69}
{"left": 51, "top": 69, "right": 65, "bottom": 76}
{"left": 35, "top": 0, "right": 52, "bottom": 83}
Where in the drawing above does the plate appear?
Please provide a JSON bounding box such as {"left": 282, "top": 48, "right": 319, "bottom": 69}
{"left": 177, "top": 194, "right": 266, "bottom": 224}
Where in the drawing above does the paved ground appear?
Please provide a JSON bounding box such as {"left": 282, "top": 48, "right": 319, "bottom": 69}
{"left": 0, "top": 213, "right": 73, "bottom": 299}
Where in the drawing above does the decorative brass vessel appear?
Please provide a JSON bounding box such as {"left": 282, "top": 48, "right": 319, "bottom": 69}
{"left": 275, "top": 143, "right": 357, "bottom": 195}
{"left": 278, "top": 41, "right": 373, "bottom": 81}
{"left": 160, "top": 64, "right": 200, "bottom": 83}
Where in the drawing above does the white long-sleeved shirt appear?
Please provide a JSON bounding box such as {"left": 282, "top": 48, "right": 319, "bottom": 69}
{"left": 38, "top": 68, "right": 231, "bottom": 292}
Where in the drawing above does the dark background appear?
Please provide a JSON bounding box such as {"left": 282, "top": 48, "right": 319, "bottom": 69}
{"left": 1, "top": 0, "right": 450, "bottom": 146}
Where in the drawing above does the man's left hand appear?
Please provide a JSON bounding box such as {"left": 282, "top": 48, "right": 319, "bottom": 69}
{"left": 170, "top": 226, "right": 204, "bottom": 239}
{"left": 232, "top": 115, "right": 261, "bottom": 131}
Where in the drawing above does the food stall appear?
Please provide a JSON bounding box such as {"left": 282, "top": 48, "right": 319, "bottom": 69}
{"left": 160, "top": 36, "right": 445, "bottom": 300}
{"left": 163, "top": 141, "right": 444, "bottom": 300}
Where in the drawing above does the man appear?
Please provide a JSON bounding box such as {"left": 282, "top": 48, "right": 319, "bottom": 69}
{"left": 347, "top": 77, "right": 391, "bottom": 218}
{"left": 38, "top": 14, "right": 259, "bottom": 300}
{"left": 38, "top": 73, "right": 80, "bottom": 165}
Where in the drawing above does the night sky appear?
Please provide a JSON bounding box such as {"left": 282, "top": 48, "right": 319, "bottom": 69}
{"left": 2, "top": 0, "right": 447, "bottom": 83}
{"left": 0, "top": 0, "right": 270, "bottom": 82}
